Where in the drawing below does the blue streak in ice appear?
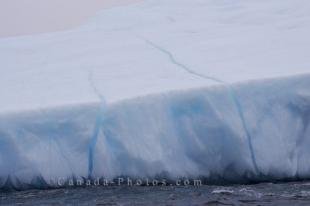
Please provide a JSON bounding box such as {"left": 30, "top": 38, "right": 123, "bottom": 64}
{"left": 140, "top": 37, "right": 260, "bottom": 175}
{"left": 87, "top": 71, "right": 106, "bottom": 178}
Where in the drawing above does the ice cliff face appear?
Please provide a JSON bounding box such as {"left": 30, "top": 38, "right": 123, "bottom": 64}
{"left": 0, "top": 75, "right": 310, "bottom": 189}
{"left": 0, "top": 0, "right": 310, "bottom": 189}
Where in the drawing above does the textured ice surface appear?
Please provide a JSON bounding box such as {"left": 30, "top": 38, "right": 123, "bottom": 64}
{"left": 0, "top": 0, "right": 310, "bottom": 189}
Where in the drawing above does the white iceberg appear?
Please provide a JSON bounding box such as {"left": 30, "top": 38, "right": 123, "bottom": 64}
{"left": 0, "top": 0, "right": 310, "bottom": 189}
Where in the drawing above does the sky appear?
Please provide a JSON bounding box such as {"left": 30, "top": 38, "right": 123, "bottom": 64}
{"left": 0, "top": 0, "right": 137, "bottom": 37}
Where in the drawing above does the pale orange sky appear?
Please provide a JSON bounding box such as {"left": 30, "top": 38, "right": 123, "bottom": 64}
{"left": 0, "top": 0, "right": 138, "bottom": 38}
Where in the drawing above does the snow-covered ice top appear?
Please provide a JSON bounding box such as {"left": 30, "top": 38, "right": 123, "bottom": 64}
{"left": 0, "top": 0, "right": 309, "bottom": 113}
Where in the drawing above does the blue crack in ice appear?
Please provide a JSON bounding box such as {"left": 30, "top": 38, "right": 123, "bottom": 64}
{"left": 140, "top": 37, "right": 260, "bottom": 175}
{"left": 87, "top": 71, "right": 106, "bottom": 178}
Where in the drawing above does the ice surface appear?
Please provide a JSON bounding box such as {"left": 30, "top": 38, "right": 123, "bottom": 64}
{"left": 0, "top": 0, "right": 310, "bottom": 188}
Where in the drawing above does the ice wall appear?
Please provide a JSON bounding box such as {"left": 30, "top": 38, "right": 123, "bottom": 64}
{"left": 0, "top": 74, "right": 309, "bottom": 189}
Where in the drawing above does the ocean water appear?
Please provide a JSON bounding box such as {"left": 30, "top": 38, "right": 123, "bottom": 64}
{"left": 1, "top": 181, "right": 310, "bottom": 205}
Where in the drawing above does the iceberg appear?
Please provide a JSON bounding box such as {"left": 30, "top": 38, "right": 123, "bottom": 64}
{"left": 0, "top": 0, "right": 310, "bottom": 189}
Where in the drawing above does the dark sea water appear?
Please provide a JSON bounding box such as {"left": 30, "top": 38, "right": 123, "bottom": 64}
{"left": 1, "top": 181, "right": 310, "bottom": 205}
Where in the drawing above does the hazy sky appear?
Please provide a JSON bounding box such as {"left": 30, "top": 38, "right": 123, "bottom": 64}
{"left": 0, "top": 0, "right": 137, "bottom": 37}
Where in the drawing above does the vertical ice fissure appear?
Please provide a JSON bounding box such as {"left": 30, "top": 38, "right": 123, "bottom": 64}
{"left": 140, "top": 37, "right": 260, "bottom": 175}
{"left": 87, "top": 70, "right": 106, "bottom": 178}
